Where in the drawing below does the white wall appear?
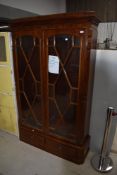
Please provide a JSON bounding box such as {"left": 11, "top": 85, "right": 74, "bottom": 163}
{"left": 92, "top": 23, "right": 117, "bottom": 153}
{"left": 0, "top": 0, "right": 66, "bottom": 15}
{"left": 90, "top": 50, "right": 117, "bottom": 153}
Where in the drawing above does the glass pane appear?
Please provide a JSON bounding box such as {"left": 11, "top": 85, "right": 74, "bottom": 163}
{"left": 23, "top": 67, "right": 36, "bottom": 104}
{"left": 74, "top": 36, "right": 80, "bottom": 46}
{"left": 21, "top": 35, "right": 35, "bottom": 60}
{"left": 32, "top": 95, "right": 43, "bottom": 125}
{"left": 49, "top": 99, "right": 59, "bottom": 128}
{"left": 71, "top": 89, "right": 78, "bottom": 103}
{"left": 49, "top": 84, "right": 54, "bottom": 98}
{"left": 0, "top": 36, "right": 6, "bottom": 62}
{"left": 48, "top": 46, "right": 59, "bottom": 84}
{"left": 54, "top": 105, "right": 76, "bottom": 138}
{"left": 36, "top": 82, "right": 41, "bottom": 95}
{"left": 48, "top": 46, "right": 57, "bottom": 56}
{"left": 17, "top": 46, "right": 27, "bottom": 78}
{"left": 20, "top": 93, "right": 39, "bottom": 128}
{"left": 19, "top": 79, "right": 23, "bottom": 92}
{"left": 55, "top": 71, "right": 70, "bottom": 113}
{"left": 29, "top": 46, "right": 41, "bottom": 81}
{"left": 48, "top": 36, "right": 55, "bottom": 46}
{"left": 55, "top": 35, "right": 72, "bottom": 63}
{"left": 65, "top": 48, "right": 80, "bottom": 87}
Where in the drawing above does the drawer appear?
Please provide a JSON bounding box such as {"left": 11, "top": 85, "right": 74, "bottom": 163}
{"left": 46, "top": 138, "right": 61, "bottom": 153}
{"left": 60, "top": 144, "right": 77, "bottom": 159}
{"left": 45, "top": 137, "right": 77, "bottom": 162}
{"left": 19, "top": 126, "right": 44, "bottom": 148}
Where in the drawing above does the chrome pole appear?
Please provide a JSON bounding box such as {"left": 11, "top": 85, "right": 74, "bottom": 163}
{"left": 91, "top": 107, "right": 117, "bottom": 173}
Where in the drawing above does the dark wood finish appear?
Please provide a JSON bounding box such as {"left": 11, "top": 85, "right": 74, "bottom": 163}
{"left": 11, "top": 11, "right": 100, "bottom": 27}
{"left": 11, "top": 12, "right": 100, "bottom": 164}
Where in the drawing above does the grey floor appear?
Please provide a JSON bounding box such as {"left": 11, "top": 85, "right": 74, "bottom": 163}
{"left": 0, "top": 130, "right": 117, "bottom": 175}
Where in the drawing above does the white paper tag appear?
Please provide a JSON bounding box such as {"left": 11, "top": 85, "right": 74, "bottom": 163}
{"left": 48, "top": 55, "right": 59, "bottom": 74}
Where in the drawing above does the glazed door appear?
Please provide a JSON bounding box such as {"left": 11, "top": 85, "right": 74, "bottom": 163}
{"left": 45, "top": 30, "right": 85, "bottom": 143}
{"left": 13, "top": 31, "right": 43, "bottom": 131}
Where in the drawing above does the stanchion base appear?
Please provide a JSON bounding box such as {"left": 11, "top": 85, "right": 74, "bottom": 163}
{"left": 91, "top": 154, "right": 113, "bottom": 173}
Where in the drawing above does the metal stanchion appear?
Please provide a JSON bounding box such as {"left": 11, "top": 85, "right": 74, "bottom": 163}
{"left": 91, "top": 107, "right": 117, "bottom": 173}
